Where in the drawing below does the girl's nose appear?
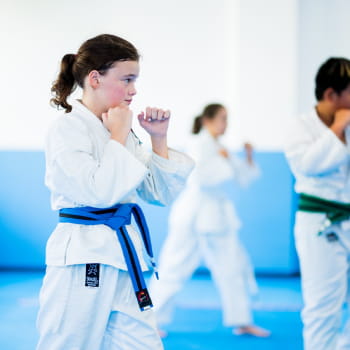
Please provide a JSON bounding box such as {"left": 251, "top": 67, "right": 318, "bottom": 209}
{"left": 129, "top": 84, "right": 137, "bottom": 96}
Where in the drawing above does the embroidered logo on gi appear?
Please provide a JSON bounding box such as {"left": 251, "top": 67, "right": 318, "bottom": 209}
{"left": 85, "top": 263, "right": 100, "bottom": 287}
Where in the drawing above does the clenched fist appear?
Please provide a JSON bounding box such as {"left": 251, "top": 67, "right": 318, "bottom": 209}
{"left": 331, "top": 108, "right": 350, "bottom": 143}
{"left": 102, "top": 104, "right": 133, "bottom": 145}
{"left": 137, "top": 107, "right": 171, "bottom": 138}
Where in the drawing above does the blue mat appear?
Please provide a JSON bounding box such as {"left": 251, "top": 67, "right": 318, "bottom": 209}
{"left": 0, "top": 272, "right": 303, "bottom": 350}
{"left": 163, "top": 308, "right": 302, "bottom": 350}
{"left": 0, "top": 151, "right": 299, "bottom": 274}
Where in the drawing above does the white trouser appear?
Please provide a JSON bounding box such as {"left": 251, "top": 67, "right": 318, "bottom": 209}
{"left": 150, "top": 218, "right": 255, "bottom": 327}
{"left": 295, "top": 212, "right": 350, "bottom": 350}
{"left": 36, "top": 264, "right": 163, "bottom": 350}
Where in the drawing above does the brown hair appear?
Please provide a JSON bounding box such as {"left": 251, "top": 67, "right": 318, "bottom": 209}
{"left": 192, "top": 103, "right": 225, "bottom": 134}
{"left": 51, "top": 34, "right": 140, "bottom": 113}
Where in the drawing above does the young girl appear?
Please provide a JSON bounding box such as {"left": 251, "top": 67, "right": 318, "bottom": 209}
{"left": 150, "top": 104, "right": 270, "bottom": 337}
{"left": 36, "top": 34, "right": 194, "bottom": 350}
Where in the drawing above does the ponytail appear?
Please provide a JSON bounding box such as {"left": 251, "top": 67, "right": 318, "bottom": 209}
{"left": 192, "top": 115, "right": 203, "bottom": 134}
{"left": 51, "top": 54, "right": 76, "bottom": 113}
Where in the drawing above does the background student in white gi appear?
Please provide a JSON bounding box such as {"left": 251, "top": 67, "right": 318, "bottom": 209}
{"left": 285, "top": 57, "right": 350, "bottom": 350}
{"left": 150, "top": 103, "right": 270, "bottom": 337}
{"left": 36, "top": 33, "right": 194, "bottom": 350}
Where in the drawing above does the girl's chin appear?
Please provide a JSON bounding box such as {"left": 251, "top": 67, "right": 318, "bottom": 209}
{"left": 108, "top": 103, "right": 122, "bottom": 109}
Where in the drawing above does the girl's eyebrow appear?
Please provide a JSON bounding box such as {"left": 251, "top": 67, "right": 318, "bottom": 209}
{"left": 122, "top": 74, "right": 138, "bottom": 79}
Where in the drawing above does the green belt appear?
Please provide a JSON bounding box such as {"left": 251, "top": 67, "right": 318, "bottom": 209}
{"left": 298, "top": 193, "right": 350, "bottom": 234}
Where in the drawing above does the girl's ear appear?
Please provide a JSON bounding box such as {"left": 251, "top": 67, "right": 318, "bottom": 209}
{"left": 87, "top": 70, "right": 100, "bottom": 89}
{"left": 323, "top": 87, "right": 338, "bottom": 102}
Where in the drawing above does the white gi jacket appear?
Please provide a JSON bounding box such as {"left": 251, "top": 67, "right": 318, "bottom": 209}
{"left": 44, "top": 100, "right": 194, "bottom": 271}
{"left": 284, "top": 109, "right": 350, "bottom": 350}
{"left": 172, "top": 129, "right": 260, "bottom": 235}
{"left": 285, "top": 108, "right": 350, "bottom": 202}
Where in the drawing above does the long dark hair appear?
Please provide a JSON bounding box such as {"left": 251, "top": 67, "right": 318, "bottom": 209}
{"left": 315, "top": 57, "right": 350, "bottom": 101}
{"left": 51, "top": 34, "right": 140, "bottom": 113}
{"left": 192, "top": 103, "right": 225, "bottom": 134}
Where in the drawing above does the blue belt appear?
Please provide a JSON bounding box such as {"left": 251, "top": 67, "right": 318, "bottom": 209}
{"left": 59, "top": 203, "right": 158, "bottom": 311}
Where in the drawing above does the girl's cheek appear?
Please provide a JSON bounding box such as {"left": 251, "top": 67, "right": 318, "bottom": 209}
{"left": 106, "top": 85, "right": 125, "bottom": 104}
{"left": 114, "top": 84, "right": 127, "bottom": 97}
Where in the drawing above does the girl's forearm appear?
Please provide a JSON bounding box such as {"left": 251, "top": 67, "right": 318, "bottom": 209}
{"left": 151, "top": 136, "right": 169, "bottom": 159}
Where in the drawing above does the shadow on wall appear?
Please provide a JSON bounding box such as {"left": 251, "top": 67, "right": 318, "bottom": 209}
{"left": 0, "top": 151, "right": 298, "bottom": 274}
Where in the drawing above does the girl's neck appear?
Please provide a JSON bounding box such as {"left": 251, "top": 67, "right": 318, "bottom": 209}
{"left": 205, "top": 127, "right": 219, "bottom": 139}
{"left": 315, "top": 102, "right": 335, "bottom": 127}
{"left": 81, "top": 94, "right": 105, "bottom": 120}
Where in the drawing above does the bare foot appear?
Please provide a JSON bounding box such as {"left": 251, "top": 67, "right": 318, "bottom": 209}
{"left": 233, "top": 325, "right": 271, "bottom": 338}
{"left": 158, "top": 329, "right": 168, "bottom": 339}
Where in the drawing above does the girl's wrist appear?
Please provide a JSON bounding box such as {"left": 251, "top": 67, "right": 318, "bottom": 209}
{"left": 151, "top": 135, "right": 168, "bottom": 159}
{"left": 110, "top": 131, "right": 128, "bottom": 145}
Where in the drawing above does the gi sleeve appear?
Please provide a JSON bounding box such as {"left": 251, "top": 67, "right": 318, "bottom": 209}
{"left": 285, "top": 119, "right": 348, "bottom": 177}
{"left": 194, "top": 154, "right": 234, "bottom": 188}
{"left": 229, "top": 155, "right": 261, "bottom": 187}
{"left": 132, "top": 139, "right": 195, "bottom": 206}
{"left": 45, "top": 117, "right": 148, "bottom": 208}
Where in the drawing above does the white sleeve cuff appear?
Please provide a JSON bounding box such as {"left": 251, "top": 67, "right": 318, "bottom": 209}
{"left": 151, "top": 148, "right": 195, "bottom": 177}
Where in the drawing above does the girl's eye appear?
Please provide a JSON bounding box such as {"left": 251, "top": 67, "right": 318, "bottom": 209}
{"left": 123, "top": 78, "right": 136, "bottom": 84}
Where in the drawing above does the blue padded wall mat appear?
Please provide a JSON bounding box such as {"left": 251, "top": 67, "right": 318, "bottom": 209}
{"left": 0, "top": 151, "right": 298, "bottom": 274}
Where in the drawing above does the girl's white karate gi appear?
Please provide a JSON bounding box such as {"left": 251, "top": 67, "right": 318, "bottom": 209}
{"left": 36, "top": 100, "right": 194, "bottom": 350}
{"left": 285, "top": 109, "right": 350, "bottom": 350}
{"left": 150, "top": 129, "right": 260, "bottom": 327}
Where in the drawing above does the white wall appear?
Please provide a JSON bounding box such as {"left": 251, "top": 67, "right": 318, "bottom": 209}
{"left": 298, "top": 0, "right": 350, "bottom": 113}
{"left": 229, "top": 0, "right": 298, "bottom": 150}
{"left": 0, "top": 0, "right": 240, "bottom": 150}
{"left": 2, "top": 0, "right": 349, "bottom": 152}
